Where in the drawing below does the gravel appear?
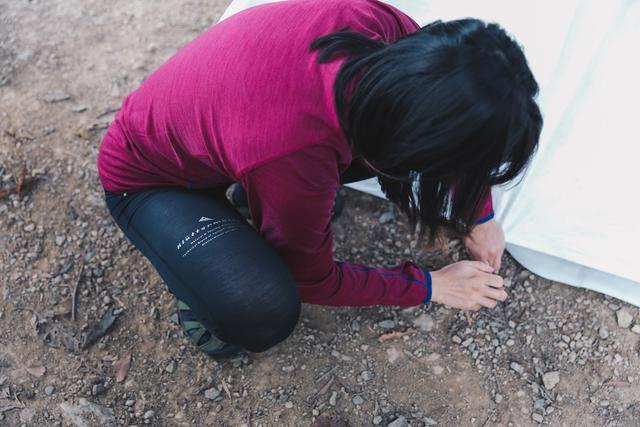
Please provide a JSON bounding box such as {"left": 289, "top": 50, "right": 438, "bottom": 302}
{"left": 44, "top": 385, "right": 55, "bottom": 396}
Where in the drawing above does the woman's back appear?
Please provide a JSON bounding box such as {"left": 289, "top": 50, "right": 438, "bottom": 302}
{"left": 97, "top": 0, "right": 418, "bottom": 192}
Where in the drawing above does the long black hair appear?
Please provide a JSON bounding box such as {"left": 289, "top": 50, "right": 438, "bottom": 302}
{"left": 310, "top": 19, "right": 542, "bottom": 241}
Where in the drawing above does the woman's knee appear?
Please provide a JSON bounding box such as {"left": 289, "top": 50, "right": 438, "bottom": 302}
{"left": 217, "top": 277, "right": 301, "bottom": 352}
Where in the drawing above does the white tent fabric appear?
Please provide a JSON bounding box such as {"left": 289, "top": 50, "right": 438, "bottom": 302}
{"left": 219, "top": 1, "right": 640, "bottom": 305}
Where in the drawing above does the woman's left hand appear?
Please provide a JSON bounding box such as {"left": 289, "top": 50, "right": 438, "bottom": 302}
{"left": 464, "top": 219, "right": 505, "bottom": 272}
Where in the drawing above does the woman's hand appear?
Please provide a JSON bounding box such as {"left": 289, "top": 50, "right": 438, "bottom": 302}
{"left": 464, "top": 219, "right": 505, "bottom": 272}
{"left": 430, "top": 261, "right": 507, "bottom": 311}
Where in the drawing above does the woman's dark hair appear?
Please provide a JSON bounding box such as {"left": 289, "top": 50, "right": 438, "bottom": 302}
{"left": 310, "top": 19, "right": 543, "bottom": 241}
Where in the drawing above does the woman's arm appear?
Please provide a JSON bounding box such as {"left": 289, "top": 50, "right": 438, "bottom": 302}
{"left": 239, "top": 144, "right": 430, "bottom": 307}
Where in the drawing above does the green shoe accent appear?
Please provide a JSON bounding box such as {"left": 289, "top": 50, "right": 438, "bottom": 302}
{"left": 175, "top": 299, "right": 241, "bottom": 357}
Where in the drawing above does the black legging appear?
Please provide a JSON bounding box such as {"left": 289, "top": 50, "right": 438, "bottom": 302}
{"left": 106, "top": 187, "right": 300, "bottom": 352}
{"left": 105, "top": 161, "right": 373, "bottom": 353}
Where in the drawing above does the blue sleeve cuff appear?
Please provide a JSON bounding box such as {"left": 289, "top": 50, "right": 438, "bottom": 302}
{"left": 475, "top": 211, "right": 495, "bottom": 225}
{"left": 422, "top": 269, "right": 433, "bottom": 305}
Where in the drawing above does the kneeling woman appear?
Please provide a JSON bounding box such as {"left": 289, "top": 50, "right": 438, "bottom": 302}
{"left": 98, "top": 0, "right": 542, "bottom": 357}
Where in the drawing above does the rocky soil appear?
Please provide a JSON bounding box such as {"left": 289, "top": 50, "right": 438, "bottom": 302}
{"left": 2, "top": 0, "right": 640, "bottom": 426}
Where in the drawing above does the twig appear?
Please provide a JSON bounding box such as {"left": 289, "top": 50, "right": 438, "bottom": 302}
{"left": 314, "top": 366, "right": 337, "bottom": 383}
{"left": 71, "top": 263, "right": 85, "bottom": 321}
{"left": 221, "top": 379, "right": 232, "bottom": 398}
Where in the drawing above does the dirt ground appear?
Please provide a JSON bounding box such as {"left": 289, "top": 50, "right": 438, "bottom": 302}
{"left": 2, "top": 1, "right": 640, "bottom": 426}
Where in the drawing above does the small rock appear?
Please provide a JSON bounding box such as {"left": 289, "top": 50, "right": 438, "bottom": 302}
{"left": 143, "top": 410, "right": 155, "bottom": 419}
{"left": 598, "top": 326, "right": 609, "bottom": 340}
{"left": 59, "top": 399, "right": 115, "bottom": 426}
{"left": 373, "top": 415, "right": 383, "bottom": 425}
{"left": 361, "top": 371, "right": 375, "bottom": 381}
{"left": 510, "top": 362, "right": 524, "bottom": 375}
{"left": 329, "top": 391, "right": 338, "bottom": 406}
{"left": 350, "top": 319, "right": 361, "bottom": 332}
{"left": 92, "top": 384, "right": 105, "bottom": 396}
{"left": 542, "top": 371, "right": 560, "bottom": 390}
{"left": 423, "top": 417, "right": 437, "bottom": 426}
{"left": 164, "top": 360, "right": 176, "bottom": 374}
{"left": 616, "top": 309, "right": 633, "bottom": 329}
{"left": 125, "top": 399, "right": 135, "bottom": 407}
{"left": 379, "top": 209, "right": 396, "bottom": 224}
{"left": 532, "top": 413, "right": 544, "bottom": 423}
{"left": 432, "top": 365, "right": 444, "bottom": 375}
{"left": 599, "top": 400, "right": 609, "bottom": 407}
{"left": 495, "top": 394, "right": 503, "bottom": 404}
{"left": 44, "top": 385, "right": 55, "bottom": 396}
{"left": 352, "top": 395, "right": 364, "bottom": 405}
{"left": 533, "top": 399, "right": 546, "bottom": 410}
{"left": 284, "top": 402, "right": 293, "bottom": 409}
{"left": 451, "top": 336, "right": 462, "bottom": 344}
{"left": 204, "top": 388, "right": 221, "bottom": 401}
{"left": 378, "top": 320, "right": 396, "bottom": 330}
{"left": 24, "top": 223, "right": 35, "bottom": 232}
{"left": 387, "top": 416, "right": 409, "bottom": 427}
{"left": 40, "top": 90, "right": 71, "bottom": 103}
{"left": 55, "top": 235, "right": 66, "bottom": 246}
{"left": 413, "top": 313, "right": 434, "bottom": 332}
{"left": 631, "top": 325, "right": 640, "bottom": 334}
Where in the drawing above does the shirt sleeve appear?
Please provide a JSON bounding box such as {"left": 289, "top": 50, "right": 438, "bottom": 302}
{"left": 475, "top": 192, "right": 495, "bottom": 224}
{"left": 239, "top": 144, "right": 430, "bottom": 307}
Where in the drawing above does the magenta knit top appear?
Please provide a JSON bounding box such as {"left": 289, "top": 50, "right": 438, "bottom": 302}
{"left": 97, "top": 0, "right": 493, "bottom": 307}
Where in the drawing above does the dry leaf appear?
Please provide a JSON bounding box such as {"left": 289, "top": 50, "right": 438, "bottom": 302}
{"left": 378, "top": 328, "right": 417, "bottom": 343}
{"left": 114, "top": 355, "right": 131, "bottom": 383}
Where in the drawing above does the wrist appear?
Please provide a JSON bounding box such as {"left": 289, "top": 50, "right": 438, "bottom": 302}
{"left": 429, "top": 268, "right": 445, "bottom": 304}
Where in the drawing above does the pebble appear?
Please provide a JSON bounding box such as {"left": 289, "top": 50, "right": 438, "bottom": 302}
{"left": 204, "top": 388, "right": 221, "bottom": 401}
{"left": 350, "top": 319, "right": 361, "bottom": 332}
{"left": 352, "top": 395, "right": 364, "bottom": 405}
{"left": 387, "top": 416, "right": 409, "bottom": 427}
{"left": 532, "top": 413, "right": 544, "bottom": 423}
{"left": 143, "top": 410, "right": 154, "bottom": 419}
{"left": 451, "top": 336, "right": 462, "bottom": 344}
{"left": 92, "top": 384, "right": 105, "bottom": 395}
{"left": 361, "top": 371, "right": 375, "bottom": 381}
{"left": 598, "top": 326, "right": 609, "bottom": 340}
{"left": 164, "top": 360, "right": 176, "bottom": 374}
{"left": 510, "top": 362, "right": 524, "bottom": 375}
{"left": 542, "top": 371, "right": 560, "bottom": 390}
{"left": 599, "top": 400, "right": 610, "bottom": 407}
{"left": 125, "top": 399, "right": 135, "bottom": 407}
{"left": 329, "top": 391, "right": 338, "bottom": 406}
{"left": 616, "top": 309, "right": 633, "bottom": 329}
{"left": 373, "top": 415, "right": 383, "bottom": 425}
{"left": 284, "top": 402, "right": 293, "bottom": 409}
{"left": 24, "top": 223, "right": 35, "bottom": 232}
{"left": 495, "top": 394, "right": 503, "bottom": 403}
{"left": 378, "top": 320, "right": 396, "bottom": 330}
{"left": 423, "top": 417, "right": 437, "bottom": 426}
{"left": 533, "top": 399, "right": 546, "bottom": 410}
{"left": 55, "top": 235, "right": 66, "bottom": 246}
{"left": 413, "top": 313, "right": 434, "bottom": 332}
{"left": 44, "top": 385, "right": 55, "bottom": 396}
{"left": 631, "top": 325, "right": 640, "bottom": 334}
{"left": 379, "top": 210, "right": 395, "bottom": 224}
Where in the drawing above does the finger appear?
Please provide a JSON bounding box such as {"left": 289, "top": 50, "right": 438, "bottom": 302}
{"left": 478, "top": 296, "right": 498, "bottom": 309}
{"left": 468, "top": 260, "right": 494, "bottom": 274}
{"left": 476, "top": 272, "right": 504, "bottom": 288}
{"left": 493, "top": 255, "right": 502, "bottom": 272}
{"left": 467, "top": 304, "right": 482, "bottom": 312}
{"left": 483, "top": 285, "right": 508, "bottom": 301}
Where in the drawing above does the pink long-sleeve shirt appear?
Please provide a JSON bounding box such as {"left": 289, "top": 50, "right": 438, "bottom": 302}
{"left": 97, "top": 0, "right": 492, "bottom": 307}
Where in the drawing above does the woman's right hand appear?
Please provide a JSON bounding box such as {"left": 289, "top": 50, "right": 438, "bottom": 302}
{"left": 430, "top": 261, "right": 507, "bottom": 311}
